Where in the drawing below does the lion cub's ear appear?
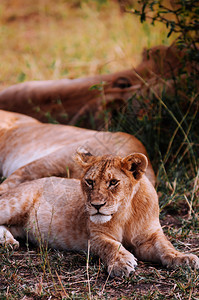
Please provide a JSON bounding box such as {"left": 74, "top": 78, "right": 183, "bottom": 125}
{"left": 73, "top": 147, "right": 94, "bottom": 168}
{"left": 122, "top": 153, "right": 148, "bottom": 180}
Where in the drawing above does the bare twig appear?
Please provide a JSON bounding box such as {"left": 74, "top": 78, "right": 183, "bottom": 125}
{"left": 55, "top": 270, "right": 69, "bottom": 298}
{"left": 86, "top": 239, "right": 92, "bottom": 300}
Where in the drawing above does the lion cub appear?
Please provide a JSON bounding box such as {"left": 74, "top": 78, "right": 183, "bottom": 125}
{"left": 0, "top": 149, "right": 198, "bottom": 277}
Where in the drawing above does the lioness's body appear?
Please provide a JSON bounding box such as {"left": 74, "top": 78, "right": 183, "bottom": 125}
{"left": 0, "top": 45, "right": 190, "bottom": 127}
{"left": 0, "top": 110, "right": 155, "bottom": 194}
{"left": 0, "top": 151, "right": 198, "bottom": 277}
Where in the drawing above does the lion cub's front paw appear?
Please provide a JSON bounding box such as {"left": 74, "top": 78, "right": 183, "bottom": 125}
{"left": 176, "top": 254, "right": 199, "bottom": 269}
{"left": 163, "top": 253, "right": 199, "bottom": 270}
{"left": 108, "top": 252, "right": 137, "bottom": 277}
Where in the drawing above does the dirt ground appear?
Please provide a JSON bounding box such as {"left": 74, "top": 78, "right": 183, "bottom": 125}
{"left": 0, "top": 213, "right": 198, "bottom": 299}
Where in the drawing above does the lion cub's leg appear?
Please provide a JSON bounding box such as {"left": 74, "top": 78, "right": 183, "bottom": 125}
{"left": 0, "top": 226, "right": 19, "bottom": 249}
{"left": 91, "top": 233, "right": 137, "bottom": 277}
{"left": 135, "top": 228, "right": 199, "bottom": 269}
{"left": 0, "top": 184, "right": 41, "bottom": 247}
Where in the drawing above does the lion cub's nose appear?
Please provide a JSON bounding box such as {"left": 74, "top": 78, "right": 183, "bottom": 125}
{"left": 91, "top": 203, "right": 106, "bottom": 211}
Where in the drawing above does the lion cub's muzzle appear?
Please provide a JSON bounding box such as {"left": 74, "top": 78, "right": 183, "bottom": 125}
{"left": 87, "top": 199, "right": 114, "bottom": 224}
{"left": 89, "top": 200, "right": 108, "bottom": 216}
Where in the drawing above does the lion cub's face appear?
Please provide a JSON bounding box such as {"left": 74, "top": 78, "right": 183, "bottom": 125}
{"left": 74, "top": 148, "right": 148, "bottom": 224}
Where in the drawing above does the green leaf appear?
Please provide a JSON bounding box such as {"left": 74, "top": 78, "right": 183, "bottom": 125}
{"left": 17, "top": 72, "right": 26, "bottom": 82}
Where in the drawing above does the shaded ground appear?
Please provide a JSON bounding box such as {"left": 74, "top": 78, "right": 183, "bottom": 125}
{"left": 0, "top": 214, "right": 198, "bottom": 299}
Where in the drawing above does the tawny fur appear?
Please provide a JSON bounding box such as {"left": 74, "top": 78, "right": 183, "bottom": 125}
{"left": 0, "top": 150, "right": 198, "bottom": 277}
{"left": 0, "top": 110, "right": 155, "bottom": 194}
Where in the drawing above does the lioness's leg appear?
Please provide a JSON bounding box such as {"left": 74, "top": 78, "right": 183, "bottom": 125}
{"left": 135, "top": 229, "right": 199, "bottom": 269}
{"left": 0, "top": 147, "right": 79, "bottom": 194}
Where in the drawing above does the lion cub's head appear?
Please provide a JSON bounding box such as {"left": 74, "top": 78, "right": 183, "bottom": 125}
{"left": 74, "top": 148, "right": 148, "bottom": 224}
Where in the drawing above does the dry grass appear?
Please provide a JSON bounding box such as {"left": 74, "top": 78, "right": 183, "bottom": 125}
{"left": 0, "top": 219, "right": 198, "bottom": 299}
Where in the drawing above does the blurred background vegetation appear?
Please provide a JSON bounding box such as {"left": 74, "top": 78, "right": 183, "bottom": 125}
{"left": 0, "top": 0, "right": 175, "bottom": 88}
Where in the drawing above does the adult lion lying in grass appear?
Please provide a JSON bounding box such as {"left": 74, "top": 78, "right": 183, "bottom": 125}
{"left": 0, "top": 149, "right": 198, "bottom": 277}
{"left": 0, "top": 110, "right": 155, "bottom": 194}
{"left": 0, "top": 45, "right": 190, "bottom": 127}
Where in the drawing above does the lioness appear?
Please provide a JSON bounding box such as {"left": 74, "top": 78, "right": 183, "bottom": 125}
{"left": 0, "top": 149, "right": 198, "bottom": 277}
{"left": 0, "top": 110, "right": 155, "bottom": 194}
{"left": 0, "top": 45, "right": 188, "bottom": 126}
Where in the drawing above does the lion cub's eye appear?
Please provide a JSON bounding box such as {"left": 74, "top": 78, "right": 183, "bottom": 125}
{"left": 109, "top": 179, "right": 119, "bottom": 188}
{"left": 85, "top": 179, "right": 94, "bottom": 188}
